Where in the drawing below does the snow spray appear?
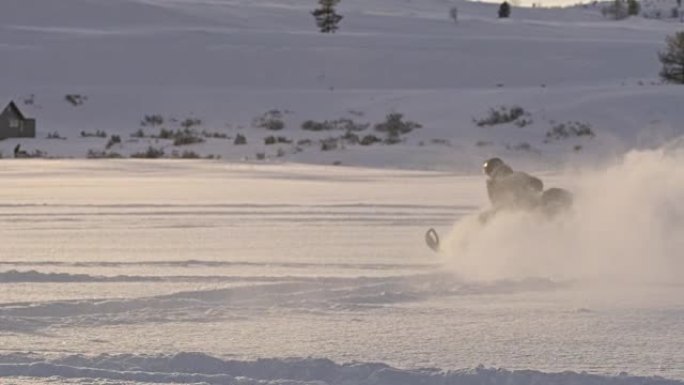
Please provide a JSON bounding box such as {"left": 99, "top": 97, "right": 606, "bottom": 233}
{"left": 443, "top": 144, "right": 684, "bottom": 284}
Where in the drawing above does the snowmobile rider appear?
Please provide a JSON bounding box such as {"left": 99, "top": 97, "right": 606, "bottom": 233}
{"left": 482, "top": 157, "right": 543, "bottom": 214}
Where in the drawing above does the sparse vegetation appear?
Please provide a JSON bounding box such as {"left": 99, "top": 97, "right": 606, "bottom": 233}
{"left": 545, "top": 121, "right": 595, "bottom": 141}
{"left": 179, "top": 151, "right": 201, "bottom": 159}
{"left": 264, "top": 136, "right": 292, "bottom": 145}
{"left": 172, "top": 130, "right": 205, "bottom": 146}
{"left": 320, "top": 137, "right": 339, "bottom": 151}
{"left": 312, "top": 0, "right": 343, "bottom": 33}
{"left": 302, "top": 118, "right": 369, "bottom": 132}
{"left": 201, "top": 130, "right": 229, "bottom": 139}
{"left": 180, "top": 118, "right": 202, "bottom": 130}
{"left": 234, "top": 134, "right": 247, "bottom": 145}
{"left": 341, "top": 131, "right": 359, "bottom": 145}
{"left": 474, "top": 105, "right": 530, "bottom": 127}
{"left": 46, "top": 131, "right": 66, "bottom": 140}
{"left": 65, "top": 94, "right": 87, "bottom": 106}
{"left": 601, "top": 0, "right": 629, "bottom": 20}
{"left": 302, "top": 120, "right": 334, "bottom": 131}
{"left": 14, "top": 146, "right": 46, "bottom": 159}
{"left": 507, "top": 142, "right": 538, "bottom": 153}
{"left": 627, "top": 0, "right": 640, "bottom": 16}
{"left": 106, "top": 135, "right": 122, "bottom": 149}
{"left": 659, "top": 32, "right": 684, "bottom": 84}
{"left": 131, "top": 129, "right": 146, "bottom": 138}
{"left": 498, "top": 1, "right": 511, "bottom": 18}
{"left": 87, "top": 150, "right": 123, "bottom": 159}
{"left": 141, "top": 114, "right": 164, "bottom": 127}
{"left": 131, "top": 146, "right": 165, "bottom": 159}
{"left": 81, "top": 130, "right": 107, "bottom": 138}
{"left": 359, "top": 134, "right": 382, "bottom": 146}
{"left": 151, "top": 128, "right": 204, "bottom": 146}
{"left": 253, "top": 110, "right": 285, "bottom": 131}
{"left": 374, "top": 113, "right": 422, "bottom": 144}
{"left": 449, "top": 7, "right": 459, "bottom": 23}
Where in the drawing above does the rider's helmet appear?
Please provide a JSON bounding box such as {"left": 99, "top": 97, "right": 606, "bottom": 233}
{"left": 483, "top": 157, "right": 505, "bottom": 177}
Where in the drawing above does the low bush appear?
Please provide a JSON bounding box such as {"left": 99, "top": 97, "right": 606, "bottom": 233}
{"left": 320, "top": 137, "right": 339, "bottom": 151}
{"left": 141, "top": 114, "right": 164, "bottom": 127}
{"left": 374, "top": 113, "right": 422, "bottom": 144}
{"left": 202, "top": 130, "right": 229, "bottom": 139}
{"left": 131, "top": 129, "right": 146, "bottom": 138}
{"left": 234, "top": 134, "right": 247, "bottom": 145}
{"left": 65, "top": 94, "right": 87, "bottom": 106}
{"left": 359, "top": 134, "right": 382, "bottom": 146}
{"left": 253, "top": 110, "right": 285, "bottom": 131}
{"left": 301, "top": 118, "right": 369, "bottom": 132}
{"left": 545, "top": 121, "right": 595, "bottom": 141}
{"left": 474, "top": 105, "right": 530, "bottom": 127}
{"left": 131, "top": 146, "right": 165, "bottom": 159}
{"left": 180, "top": 118, "right": 202, "bottom": 129}
{"left": 46, "top": 132, "right": 66, "bottom": 140}
{"left": 81, "top": 130, "right": 107, "bottom": 138}
{"left": 106, "top": 135, "right": 122, "bottom": 149}
{"left": 264, "top": 136, "right": 291, "bottom": 145}
{"left": 87, "top": 150, "right": 123, "bottom": 159}
{"left": 173, "top": 130, "right": 205, "bottom": 146}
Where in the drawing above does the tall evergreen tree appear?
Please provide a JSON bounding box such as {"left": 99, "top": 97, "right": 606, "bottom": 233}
{"left": 659, "top": 32, "right": 684, "bottom": 83}
{"left": 627, "top": 0, "right": 640, "bottom": 16}
{"left": 312, "top": 0, "right": 343, "bottom": 33}
{"left": 498, "top": 1, "right": 511, "bottom": 18}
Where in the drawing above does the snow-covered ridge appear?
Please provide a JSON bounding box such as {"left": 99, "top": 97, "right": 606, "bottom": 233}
{"left": 0, "top": 352, "right": 681, "bottom": 385}
{"left": 1, "top": 0, "right": 683, "bottom": 167}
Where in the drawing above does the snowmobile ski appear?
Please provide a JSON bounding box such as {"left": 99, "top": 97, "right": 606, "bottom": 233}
{"left": 425, "top": 228, "right": 440, "bottom": 253}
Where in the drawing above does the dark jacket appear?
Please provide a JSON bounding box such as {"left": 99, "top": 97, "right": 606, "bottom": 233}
{"left": 486, "top": 165, "right": 543, "bottom": 210}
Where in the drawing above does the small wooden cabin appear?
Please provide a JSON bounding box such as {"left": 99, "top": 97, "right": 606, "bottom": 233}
{"left": 0, "top": 101, "right": 36, "bottom": 139}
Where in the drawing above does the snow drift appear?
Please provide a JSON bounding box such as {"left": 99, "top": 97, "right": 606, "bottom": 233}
{"left": 0, "top": 352, "right": 681, "bottom": 385}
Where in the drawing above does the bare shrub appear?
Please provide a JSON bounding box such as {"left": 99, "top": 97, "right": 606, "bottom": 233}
{"left": 106, "top": 135, "right": 122, "bottom": 149}
{"left": 474, "top": 105, "right": 530, "bottom": 127}
{"left": 131, "top": 146, "right": 165, "bottom": 159}
{"left": 81, "top": 130, "right": 107, "bottom": 138}
{"left": 374, "top": 113, "right": 422, "bottom": 144}
{"left": 141, "top": 114, "right": 164, "bottom": 127}
{"left": 234, "top": 134, "right": 247, "bottom": 145}
{"left": 87, "top": 150, "right": 123, "bottom": 159}
{"left": 545, "top": 121, "right": 595, "bottom": 141}
{"left": 65, "top": 94, "right": 87, "bottom": 106}
{"left": 254, "top": 110, "right": 285, "bottom": 131}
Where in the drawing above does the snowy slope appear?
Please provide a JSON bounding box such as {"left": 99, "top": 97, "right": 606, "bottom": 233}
{"left": 0, "top": 0, "right": 683, "bottom": 168}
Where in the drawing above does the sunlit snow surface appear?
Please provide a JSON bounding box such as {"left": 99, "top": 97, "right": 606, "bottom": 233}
{"left": 0, "top": 160, "right": 682, "bottom": 384}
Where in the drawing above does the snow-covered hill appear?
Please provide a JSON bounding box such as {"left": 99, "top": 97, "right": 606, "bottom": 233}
{"left": 0, "top": 0, "right": 683, "bottom": 169}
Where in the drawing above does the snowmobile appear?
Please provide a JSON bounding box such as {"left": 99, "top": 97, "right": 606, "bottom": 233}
{"left": 425, "top": 186, "right": 573, "bottom": 253}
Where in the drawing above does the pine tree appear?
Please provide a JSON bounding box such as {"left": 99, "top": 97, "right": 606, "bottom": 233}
{"left": 312, "top": 0, "right": 343, "bottom": 33}
{"left": 659, "top": 32, "right": 684, "bottom": 83}
{"left": 627, "top": 0, "right": 640, "bottom": 16}
{"left": 498, "top": 1, "right": 511, "bottom": 18}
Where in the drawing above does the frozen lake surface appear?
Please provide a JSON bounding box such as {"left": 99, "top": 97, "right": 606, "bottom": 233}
{"left": 0, "top": 160, "right": 683, "bottom": 384}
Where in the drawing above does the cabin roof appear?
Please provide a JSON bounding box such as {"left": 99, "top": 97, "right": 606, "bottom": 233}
{"left": 3, "top": 101, "right": 27, "bottom": 120}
